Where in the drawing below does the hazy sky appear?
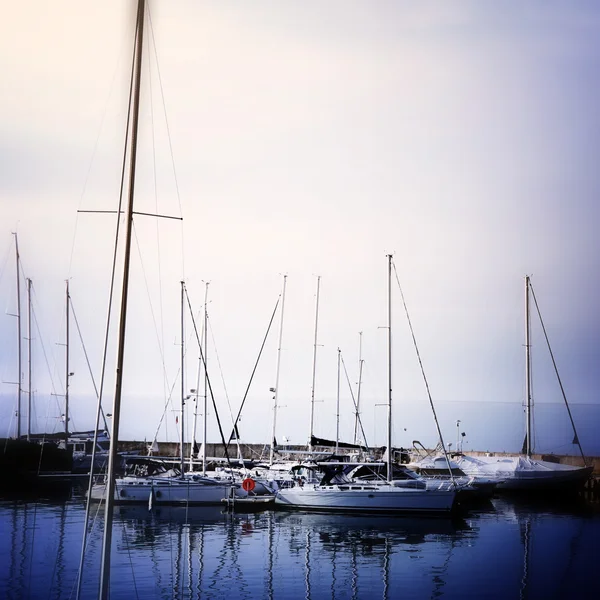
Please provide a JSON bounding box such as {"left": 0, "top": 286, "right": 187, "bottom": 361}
{"left": 1, "top": 1, "right": 599, "bottom": 456}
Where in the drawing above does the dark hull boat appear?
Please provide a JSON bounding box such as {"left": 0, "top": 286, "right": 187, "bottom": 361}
{"left": 0, "top": 438, "right": 73, "bottom": 497}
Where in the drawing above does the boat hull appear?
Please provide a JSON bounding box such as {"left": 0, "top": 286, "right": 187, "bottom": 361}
{"left": 494, "top": 466, "right": 594, "bottom": 491}
{"left": 91, "top": 477, "right": 232, "bottom": 505}
{"left": 274, "top": 483, "right": 456, "bottom": 514}
{"left": 455, "top": 456, "right": 593, "bottom": 492}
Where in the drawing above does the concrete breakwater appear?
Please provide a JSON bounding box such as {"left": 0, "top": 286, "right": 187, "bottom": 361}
{"left": 118, "top": 439, "right": 600, "bottom": 475}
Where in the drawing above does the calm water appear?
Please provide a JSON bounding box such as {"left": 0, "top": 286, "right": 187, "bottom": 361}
{"left": 1, "top": 488, "right": 598, "bottom": 600}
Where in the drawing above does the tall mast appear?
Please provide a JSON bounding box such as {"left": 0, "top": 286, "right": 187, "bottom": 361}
{"left": 269, "top": 274, "right": 287, "bottom": 466}
{"left": 335, "top": 348, "right": 341, "bottom": 454}
{"left": 188, "top": 282, "right": 209, "bottom": 474}
{"left": 27, "top": 278, "right": 32, "bottom": 441}
{"left": 202, "top": 281, "right": 209, "bottom": 474}
{"left": 64, "top": 280, "right": 70, "bottom": 441}
{"left": 353, "top": 331, "right": 363, "bottom": 446}
{"left": 180, "top": 281, "right": 186, "bottom": 475}
{"left": 99, "top": 1, "right": 145, "bottom": 596}
{"left": 524, "top": 275, "right": 532, "bottom": 457}
{"left": 309, "top": 275, "right": 320, "bottom": 450}
{"left": 386, "top": 254, "right": 393, "bottom": 482}
{"left": 14, "top": 233, "right": 22, "bottom": 438}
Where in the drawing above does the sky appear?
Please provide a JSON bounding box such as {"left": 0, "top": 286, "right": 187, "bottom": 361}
{"left": 1, "top": 1, "right": 599, "bottom": 457}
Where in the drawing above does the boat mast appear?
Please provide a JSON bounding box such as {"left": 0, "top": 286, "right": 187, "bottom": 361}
{"left": 269, "top": 274, "right": 287, "bottom": 466}
{"left": 202, "top": 281, "right": 209, "bottom": 474}
{"left": 353, "top": 331, "right": 363, "bottom": 446}
{"left": 309, "top": 275, "right": 320, "bottom": 451}
{"left": 524, "top": 275, "right": 532, "bottom": 457}
{"left": 99, "top": 0, "right": 145, "bottom": 596}
{"left": 180, "top": 280, "right": 186, "bottom": 475}
{"left": 14, "top": 233, "right": 22, "bottom": 438}
{"left": 27, "top": 278, "right": 32, "bottom": 441}
{"left": 335, "top": 348, "right": 341, "bottom": 454}
{"left": 386, "top": 254, "right": 393, "bottom": 482}
{"left": 188, "top": 282, "right": 208, "bottom": 474}
{"left": 64, "top": 280, "right": 70, "bottom": 442}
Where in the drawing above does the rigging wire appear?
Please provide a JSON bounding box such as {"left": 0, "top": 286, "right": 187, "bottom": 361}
{"left": 148, "top": 375, "right": 180, "bottom": 452}
{"left": 184, "top": 286, "right": 232, "bottom": 465}
{"left": 391, "top": 258, "right": 455, "bottom": 485}
{"left": 226, "top": 296, "right": 281, "bottom": 451}
{"left": 339, "top": 352, "right": 370, "bottom": 451}
{"left": 69, "top": 295, "right": 110, "bottom": 432}
{"left": 144, "top": 3, "right": 171, "bottom": 431}
{"left": 30, "top": 298, "right": 63, "bottom": 428}
{"left": 69, "top": 495, "right": 107, "bottom": 598}
{"left": 0, "top": 237, "right": 13, "bottom": 286}
{"left": 76, "top": 5, "right": 140, "bottom": 594}
{"left": 1, "top": 236, "right": 19, "bottom": 440}
{"left": 147, "top": 6, "right": 186, "bottom": 282}
{"left": 529, "top": 281, "right": 587, "bottom": 464}
{"left": 132, "top": 222, "right": 174, "bottom": 396}
{"left": 207, "top": 313, "right": 245, "bottom": 460}
{"left": 66, "top": 10, "right": 131, "bottom": 280}
{"left": 188, "top": 291, "right": 208, "bottom": 467}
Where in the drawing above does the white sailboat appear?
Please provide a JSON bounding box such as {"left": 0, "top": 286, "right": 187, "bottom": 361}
{"left": 407, "top": 454, "right": 498, "bottom": 500}
{"left": 91, "top": 281, "right": 234, "bottom": 505}
{"left": 91, "top": 457, "right": 232, "bottom": 505}
{"left": 90, "top": 3, "right": 228, "bottom": 596}
{"left": 275, "top": 255, "right": 457, "bottom": 514}
{"left": 453, "top": 276, "right": 593, "bottom": 491}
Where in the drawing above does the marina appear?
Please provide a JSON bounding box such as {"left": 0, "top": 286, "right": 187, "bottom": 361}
{"left": 2, "top": 1, "right": 600, "bottom": 598}
{"left": 0, "top": 484, "right": 598, "bottom": 599}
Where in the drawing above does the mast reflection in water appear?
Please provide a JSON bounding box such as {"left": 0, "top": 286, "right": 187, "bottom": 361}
{"left": 0, "top": 493, "right": 598, "bottom": 599}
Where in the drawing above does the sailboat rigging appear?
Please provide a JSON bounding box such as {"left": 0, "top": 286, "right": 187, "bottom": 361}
{"left": 188, "top": 280, "right": 210, "bottom": 474}
{"left": 63, "top": 280, "right": 70, "bottom": 442}
{"left": 526, "top": 276, "right": 587, "bottom": 462}
{"left": 0, "top": 235, "right": 72, "bottom": 496}
{"left": 98, "top": 0, "right": 146, "bottom": 595}
{"left": 353, "top": 331, "right": 364, "bottom": 446}
{"left": 269, "top": 274, "right": 287, "bottom": 466}
{"left": 308, "top": 275, "right": 321, "bottom": 451}
{"left": 225, "top": 294, "right": 280, "bottom": 453}
{"left": 273, "top": 255, "right": 457, "bottom": 513}
{"left": 453, "top": 275, "right": 593, "bottom": 491}
{"left": 14, "top": 232, "right": 22, "bottom": 438}
{"left": 26, "top": 277, "right": 32, "bottom": 441}
{"left": 335, "top": 347, "right": 341, "bottom": 454}
{"left": 390, "top": 257, "right": 455, "bottom": 480}
{"left": 386, "top": 253, "right": 392, "bottom": 482}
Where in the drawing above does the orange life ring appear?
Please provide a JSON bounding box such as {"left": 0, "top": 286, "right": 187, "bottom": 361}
{"left": 242, "top": 478, "right": 256, "bottom": 492}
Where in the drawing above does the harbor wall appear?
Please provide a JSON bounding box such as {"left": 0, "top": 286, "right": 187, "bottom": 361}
{"left": 118, "top": 440, "right": 600, "bottom": 475}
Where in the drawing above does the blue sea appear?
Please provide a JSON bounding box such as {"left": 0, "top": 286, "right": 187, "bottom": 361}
{"left": 1, "top": 487, "right": 598, "bottom": 600}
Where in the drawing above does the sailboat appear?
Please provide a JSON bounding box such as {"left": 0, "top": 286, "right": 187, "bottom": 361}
{"left": 274, "top": 255, "right": 457, "bottom": 513}
{"left": 454, "top": 276, "right": 593, "bottom": 491}
{"left": 1, "top": 234, "right": 72, "bottom": 495}
{"left": 88, "top": 3, "right": 234, "bottom": 596}
{"left": 90, "top": 281, "right": 234, "bottom": 505}
{"left": 53, "top": 280, "right": 122, "bottom": 475}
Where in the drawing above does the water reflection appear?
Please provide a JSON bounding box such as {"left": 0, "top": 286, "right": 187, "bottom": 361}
{"left": 0, "top": 494, "right": 599, "bottom": 600}
{"left": 109, "top": 507, "right": 473, "bottom": 600}
{"left": 272, "top": 511, "right": 471, "bottom": 600}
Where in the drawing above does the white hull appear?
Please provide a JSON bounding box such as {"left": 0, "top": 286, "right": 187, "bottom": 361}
{"left": 200, "top": 470, "right": 277, "bottom": 496}
{"left": 454, "top": 455, "right": 593, "bottom": 491}
{"left": 91, "top": 476, "right": 232, "bottom": 505}
{"left": 274, "top": 482, "right": 456, "bottom": 513}
{"left": 406, "top": 457, "right": 499, "bottom": 499}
